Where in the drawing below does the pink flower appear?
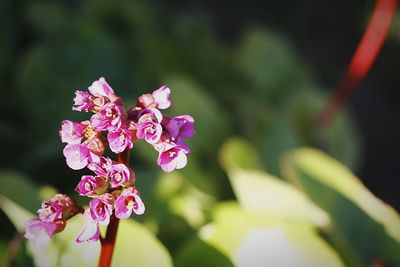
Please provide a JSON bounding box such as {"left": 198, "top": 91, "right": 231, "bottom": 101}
{"left": 76, "top": 209, "right": 100, "bottom": 243}
{"left": 24, "top": 218, "right": 65, "bottom": 247}
{"left": 37, "top": 200, "right": 62, "bottom": 222}
{"left": 107, "top": 127, "right": 133, "bottom": 154}
{"left": 157, "top": 143, "right": 188, "bottom": 172}
{"left": 108, "top": 164, "right": 132, "bottom": 188}
{"left": 88, "top": 77, "right": 119, "bottom": 103}
{"left": 63, "top": 144, "right": 91, "bottom": 170}
{"left": 89, "top": 194, "right": 113, "bottom": 225}
{"left": 136, "top": 86, "right": 171, "bottom": 109}
{"left": 114, "top": 189, "right": 145, "bottom": 219}
{"left": 136, "top": 120, "right": 162, "bottom": 144}
{"left": 138, "top": 108, "right": 163, "bottom": 123}
{"left": 90, "top": 102, "right": 125, "bottom": 131}
{"left": 75, "top": 175, "right": 107, "bottom": 196}
{"left": 73, "top": 91, "right": 93, "bottom": 112}
{"left": 88, "top": 156, "right": 113, "bottom": 176}
{"left": 59, "top": 120, "right": 87, "bottom": 144}
{"left": 165, "top": 115, "right": 195, "bottom": 140}
{"left": 84, "top": 136, "right": 105, "bottom": 156}
{"left": 152, "top": 86, "right": 171, "bottom": 109}
{"left": 49, "top": 194, "right": 74, "bottom": 215}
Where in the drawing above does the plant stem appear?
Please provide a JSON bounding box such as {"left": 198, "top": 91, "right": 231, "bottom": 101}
{"left": 98, "top": 149, "right": 130, "bottom": 267}
{"left": 316, "top": 0, "right": 397, "bottom": 127}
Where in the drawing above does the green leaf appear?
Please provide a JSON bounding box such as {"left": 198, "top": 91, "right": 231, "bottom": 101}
{"left": 226, "top": 168, "right": 330, "bottom": 228}
{"left": 174, "top": 237, "right": 234, "bottom": 267}
{"left": 219, "top": 138, "right": 263, "bottom": 171}
{"left": 28, "top": 215, "right": 173, "bottom": 267}
{"left": 282, "top": 148, "right": 400, "bottom": 266}
{"left": 200, "top": 202, "right": 343, "bottom": 267}
{"left": 112, "top": 219, "right": 173, "bottom": 267}
{"left": 0, "top": 195, "right": 34, "bottom": 232}
{"left": 0, "top": 171, "right": 41, "bottom": 212}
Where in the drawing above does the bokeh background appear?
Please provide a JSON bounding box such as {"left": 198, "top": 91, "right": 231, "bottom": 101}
{"left": 1, "top": 0, "right": 400, "bottom": 266}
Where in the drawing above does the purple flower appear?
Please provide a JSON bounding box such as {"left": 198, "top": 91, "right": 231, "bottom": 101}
{"left": 136, "top": 120, "right": 162, "bottom": 144}
{"left": 24, "top": 218, "right": 65, "bottom": 247}
{"left": 37, "top": 200, "right": 62, "bottom": 222}
{"left": 73, "top": 91, "right": 93, "bottom": 112}
{"left": 76, "top": 209, "right": 100, "bottom": 243}
{"left": 108, "top": 164, "right": 131, "bottom": 188}
{"left": 63, "top": 144, "right": 91, "bottom": 170}
{"left": 75, "top": 175, "right": 107, "bottom": 196}
{"left": 90, "top": 102, "right": 125, "bottom": 131}
{"left": 59, "top": 120, "right": 87, "bottom": 144}
{"left": 165, "top": 115, "right": 195, "bottom": 140}
{"left": 107, "top": 127, "right": 133, "bottom": 153}
{"left": 89, "top": 194, "right": 113, "bottom": 225}
{"left": 88, "top": 156, "right": 113, "bottom": 176}
{"left": 152, "top": 86, "right": 171, "bottom": 109}
{"left": 157, "top": 143, "right": 188, "bottom": 172}
{"left": 114, "top": 189, "right": 145, "bottom": 219}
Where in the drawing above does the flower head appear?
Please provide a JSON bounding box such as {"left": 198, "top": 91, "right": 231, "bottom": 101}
{"left": 157, "top": 143, "right": 188, "bottom": 172}
{"left": 90, "top": 102, "right": 125, "bottom": 132}
{"left": 108, "top": 164, "right": 132, "bottom": 188}
{"left": 89, "top": 194, "right": 113, "bottom": 225}
{"left": 107, "top": 127, "right": 133, "bottom": 154}
{"left": 63, "top": 144, "right": 92, "bottom": 170}
{"left": 75, "top": 175, "right": 107, "bottom": 196}
{"left": 59, "top": 120, "right": 87, "bottom": 144}
{"left": 24, "top": 218, "right": 66, "bottom": 248}
{"left": 114, "top": 189, "right": 145, "bottom": 219}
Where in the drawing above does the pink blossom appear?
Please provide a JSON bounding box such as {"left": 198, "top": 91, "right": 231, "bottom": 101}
{"left": 88, "top": 77, "right": 118, "bottom": 101}
{"left": 89, "top": 194, "right": 113, "bottom": 225}
{"left": 136, "top": 120, "right": 162, "bottom": 144}
{"left": 152, "top": 86, "right": 171, "bottom": 109}
{"left": 49, "top": 194, "right": 74, "bottom": 215}
{"left": 37, "top": 200, "right": 62, "bottom": 222}
{"left": 90, "top": 102, "right": 125, "bottom": 131}
{"left": 84, "top": 136, "right": 105, "bottom": 156}
{"left": 73, "top": 91, "right": 93, "bottom": 112}
{"left": 59, "top": 120, "right": 87, "bottom": 144}
{"left": 138, "top": 108, "right": 163, "bottom": 123}
{"left": 165, "top": 115, "right": 195, "bottom": 140}
{"left": 24, "top": 218, "right": 65, "bottom": 247}
{"left": 88, "top": 156, "right": 113, "bottom": 176}
{"left": 76, "top": 209, "right": 100, "bottom": 243}
{"left": 108, "top": 164, "right": 132, "bottom": 188}
{"left": 75, "top": 175, "right": 107, "bottom": 196}
{"left": 114, "top": 189, "right": 145, "bottom": 219}
{"left": 107, "top": 127, "right": 133, "bottom": 153}
{"left": 63, "top": 144, "right": 91, "bottom": 170}
{"left": 157, "top": 143, "right": 188, "bottom": 172}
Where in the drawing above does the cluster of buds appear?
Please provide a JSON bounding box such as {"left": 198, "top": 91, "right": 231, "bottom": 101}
{"left": 24, "top": 77, "right": 195, "bottom": 247}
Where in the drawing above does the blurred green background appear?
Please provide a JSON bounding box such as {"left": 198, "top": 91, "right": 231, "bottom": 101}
{"left": 1, "top": 0, "right": 400, "bottom": 266}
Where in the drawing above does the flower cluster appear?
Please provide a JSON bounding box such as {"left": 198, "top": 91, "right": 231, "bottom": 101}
{"left": 24, "top": 194, "right": 82, "bottom": 247}
{"left": 24, "top": 77, "right": 195, "bottom": 247}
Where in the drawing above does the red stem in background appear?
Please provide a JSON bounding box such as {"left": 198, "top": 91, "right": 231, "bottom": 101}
{"left": 98, "top": 149, "right": 130, "bottom": 267}
{"left": 316, "top": 0, "right": 397, "bottom": 127}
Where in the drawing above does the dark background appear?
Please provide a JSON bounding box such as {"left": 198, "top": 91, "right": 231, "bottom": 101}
{"left": 0, "top": 0, "right": 399, "bottom": 219}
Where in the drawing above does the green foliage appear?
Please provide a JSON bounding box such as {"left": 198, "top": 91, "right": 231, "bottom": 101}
{"left": 0, "top": 171, "right": 41, "bottom": 212}
{"left": 27, "top": 215, "right": 173, "bottom": 267}
{"left": 281, "top": 148, "right": 400, "bottom": 266}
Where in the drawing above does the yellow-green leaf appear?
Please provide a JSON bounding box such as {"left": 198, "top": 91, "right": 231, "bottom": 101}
{"left": 227, "top": 168, "right": 330, "bottom": 228}
{"left": 282, "top": 148, "right": 400, "bottom": 265}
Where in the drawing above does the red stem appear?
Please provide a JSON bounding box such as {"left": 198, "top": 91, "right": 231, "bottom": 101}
{"left": 98, "top": 149, "right": 130, "bottom": 267}
{"left": 316, "top": 0, "right": 397, "bottom": 127}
